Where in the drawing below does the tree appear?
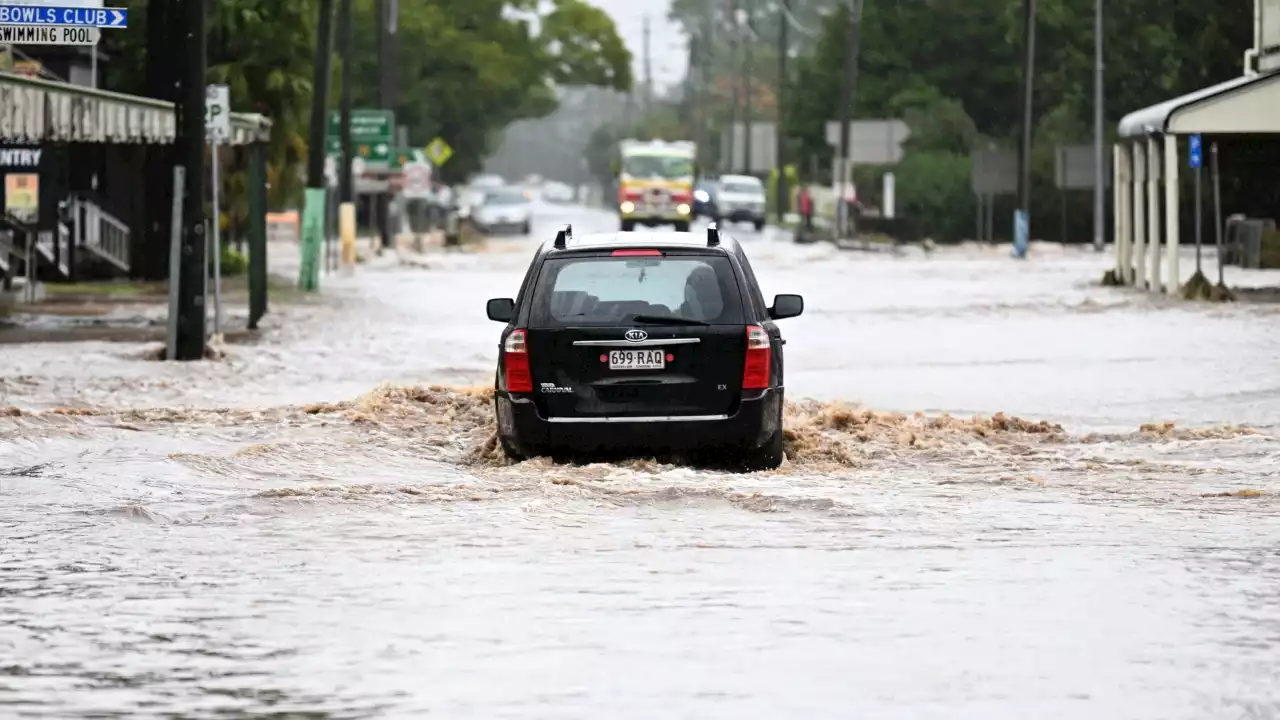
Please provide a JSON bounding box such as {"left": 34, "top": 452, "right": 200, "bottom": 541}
{"left": 344, "top": 0, "right": 632, "bottom": 182}
{"left": 776, "top": 0, "right": 1255, "bottom": 241}
{"left": 102, "top": 0, "right": 632, "bottom": 205}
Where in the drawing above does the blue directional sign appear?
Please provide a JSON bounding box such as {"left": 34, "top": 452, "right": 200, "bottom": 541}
{"left": 1188, "top": 134, "right": 1202, "bottom": 169}
{"left": 0, "top": 5, "right": 128, "bottom": 28}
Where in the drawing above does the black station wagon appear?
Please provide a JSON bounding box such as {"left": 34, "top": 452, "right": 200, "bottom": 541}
{"left": 485, "top": 223, "right": 804, "bottom": 470}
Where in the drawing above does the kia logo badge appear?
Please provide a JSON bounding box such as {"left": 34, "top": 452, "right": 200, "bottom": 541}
{"left": 624, "top": 329, "right": 648, "bottom": 342}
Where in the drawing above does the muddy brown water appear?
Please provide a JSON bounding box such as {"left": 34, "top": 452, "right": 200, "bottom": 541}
{"left": 3, "top": 207, "right": 1280, "bottom": 717}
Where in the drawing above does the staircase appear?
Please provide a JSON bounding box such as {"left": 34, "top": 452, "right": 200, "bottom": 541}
{"left": 1, "top": 197, "right": 133, "bottom": 285}
{"left": 68, "top": 196, "right": 131, "bottom": 274}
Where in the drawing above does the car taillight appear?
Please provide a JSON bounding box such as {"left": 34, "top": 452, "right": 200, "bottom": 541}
{"left": 504, "top": 329, "right": 533, "bottom": 392}
{"left": 670, "top": 189, "right": 691, "bottom": 203}
{"left": 742, "top": 325, "right": 771, "bottom": 389}
{"left": 624, "top": 187, "right": 643, "bottom": 200}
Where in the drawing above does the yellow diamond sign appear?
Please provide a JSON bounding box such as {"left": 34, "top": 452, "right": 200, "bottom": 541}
{"left": 425, "top": 137, "right": 453, "bottom": 166}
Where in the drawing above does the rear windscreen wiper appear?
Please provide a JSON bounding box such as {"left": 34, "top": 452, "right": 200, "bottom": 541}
{"left": 630, "top": 314, "right": 710, "bottom": 326}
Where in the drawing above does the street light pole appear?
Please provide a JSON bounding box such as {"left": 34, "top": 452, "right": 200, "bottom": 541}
{"left": 727, "top": 0, "right": 739, "bottom": 172}
{"left": 742, "top": 0, "right": 753, "bottom": 175}
{"left": 1092, "top": 0, "right": 1104, "bottom": 252}
{"left": 776, "top": 0, "right": 790, "bottom": 220}
{"left": 1014, "top": 0, "right": 1036, "bottom": 259}
{"left": 836, "top": 0, "right": 862, "bottom": 239}
{"left": 337, "top": 0, "right": 356, "bottom": 271}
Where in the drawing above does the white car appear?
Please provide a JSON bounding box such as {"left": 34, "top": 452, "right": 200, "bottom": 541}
{"left": 713, "top": 174, "right": 767, "bottom": 231}
{"left": 470, "top": 173, "right": 506, "bottom": 189}
{"left": 541, "top": 181, "right": 575, "bottom": 203}
{"left": 472, "top": 187, "right": 533, "bottom": 235}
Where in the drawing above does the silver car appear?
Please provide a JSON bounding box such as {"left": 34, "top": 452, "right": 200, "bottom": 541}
{"left": 713, "top": 174, "right": 767, "bottom": 231}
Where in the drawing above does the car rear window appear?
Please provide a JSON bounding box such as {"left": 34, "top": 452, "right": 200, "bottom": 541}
{"left": 529, "top": 254, "right": 745, "bottom": 327}
{"left": 485, "top": 191, "right": 526, "bottom": 205}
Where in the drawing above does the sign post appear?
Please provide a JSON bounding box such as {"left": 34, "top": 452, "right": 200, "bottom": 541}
{"left": 206, "top": 84, "right": 230, "bottom": 344}
{"left": 0, "top": 5, "right": 128, "bottom": 46}
{"left": 1189, "top": 134, "right": 1203, "bottom": 273}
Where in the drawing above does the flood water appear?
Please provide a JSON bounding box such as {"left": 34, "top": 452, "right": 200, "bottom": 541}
{"left": 3, "top": 202, "right": 1280, "bottom": 718}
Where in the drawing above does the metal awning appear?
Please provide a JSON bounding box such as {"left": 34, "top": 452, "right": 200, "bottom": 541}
{"left": 0, "top": 70, "right": 271, "bottom": 145}
{"left": 1117, "top": 70, "right": 1280, "bottom": 138}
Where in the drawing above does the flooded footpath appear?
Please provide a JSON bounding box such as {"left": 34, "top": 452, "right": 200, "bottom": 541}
{"left": 3, "top": 207, "right": 1280, "bottom": 718}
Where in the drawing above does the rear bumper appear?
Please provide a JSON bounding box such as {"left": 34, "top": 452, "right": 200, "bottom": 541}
{"left": 719, "top": 208, "right": 764, "bottom": 222}
{"left": 476, "top": 219, "right": 529, "bottom": 234}
{"left": 620, "top": 209, "right": 691, "bottom": 223}
{"left": 496, "top": 388, "right": 783, "bottom": 455}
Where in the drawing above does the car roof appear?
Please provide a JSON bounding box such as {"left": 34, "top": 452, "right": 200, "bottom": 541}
{"left": 719, "top": 174, "right": 761, "bottom": 183}
{"left": 540, "top": 231, "right": 740, "bottom": 254}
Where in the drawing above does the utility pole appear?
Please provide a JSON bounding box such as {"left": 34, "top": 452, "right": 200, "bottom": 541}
{"left": 1092, "top": 0, "right": 1104, "bottom": 252}
{"left": 835, "top": 0, "right": 863, "bottom": 239}
{"left": 301, "top": 0, "right": 335, "bottom": 290}
{"left": 727, "top": 0, "right": 738, "bottom": 172}
{"left": 374, "top": 0, "right": 396, "bottom": 254}
{"left": 776, "top": 0, "right": 790, "bottom": 219}
{"left": 701, "top": 0, "right": 714, "bottom": 170}
{"left": 173, "top": 0, "right": 207, "bottom": 360}
{"left": 643, "top": 16, "right": 653, "bottom": 112}
{"left": 1014, "top": 0, "right": 1036, "bottom": 259}
{"left": 742, "top": 0, "right": 753, "bottom": 175}
{"left": 337, "top": 0, "right": 356, "bottom": 271}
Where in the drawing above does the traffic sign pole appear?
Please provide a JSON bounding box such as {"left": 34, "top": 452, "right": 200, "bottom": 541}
{"left": 1191, "top": 134, "right": 1203, "bottom": 274}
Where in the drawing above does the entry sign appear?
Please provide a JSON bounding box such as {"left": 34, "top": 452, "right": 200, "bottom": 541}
{"left": 0, "top": 6, "right": 129, "bottom": 27}
{"left": 1188, "top": 134, "right": 1203, "bottom": 169}
{"left": 205, "top": 84, "right": 230, "bottom": 141}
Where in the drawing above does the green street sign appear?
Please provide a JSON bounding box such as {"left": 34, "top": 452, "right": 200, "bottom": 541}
{"left": 327, "top": 109, "right": 394, "bottom": 141}
{"left": 327, "top": 138, "right": 390, "bottom": 163}
{"left": 425, "top": 137, "right": 453, "bottom": 166}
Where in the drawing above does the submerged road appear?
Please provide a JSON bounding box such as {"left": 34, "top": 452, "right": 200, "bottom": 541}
{"left": 2, "top": 197, "right": 1279, "bottom": 718}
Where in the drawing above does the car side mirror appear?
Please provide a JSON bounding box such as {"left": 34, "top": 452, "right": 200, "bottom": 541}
{"left": 769, "top": 294, "right": 803, "bottom": 320}
{"left": 486, "top": 298, "right": 515, "bottom": 323}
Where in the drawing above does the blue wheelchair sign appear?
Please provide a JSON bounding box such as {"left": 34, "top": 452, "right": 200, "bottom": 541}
{"left": 1188, "top": 134, "right": 1202, "bottom": 169}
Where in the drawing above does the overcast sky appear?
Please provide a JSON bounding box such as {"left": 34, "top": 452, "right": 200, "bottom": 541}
{"left": 588, "top": 0, "right": 689, "bottom": 92}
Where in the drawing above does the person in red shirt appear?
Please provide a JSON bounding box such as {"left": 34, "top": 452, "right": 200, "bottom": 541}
{"left": 798, "top": 186, "right": 814, "bottom": 230}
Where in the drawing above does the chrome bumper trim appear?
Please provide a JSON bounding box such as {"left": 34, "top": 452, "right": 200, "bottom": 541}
{"left": 546, "top": 414, "right": 729, "bottom": 424}
{"left": 572, "top": 338, "right": 701, "bottom": 347}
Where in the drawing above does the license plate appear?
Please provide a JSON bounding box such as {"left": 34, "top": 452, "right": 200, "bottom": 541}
{"left": 609, "top": 348, "right": 664, "bottom": 370}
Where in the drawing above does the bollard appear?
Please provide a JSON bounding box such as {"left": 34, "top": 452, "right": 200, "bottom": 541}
{"left": 339, "top": 202, "right": 357, "bottom": 272}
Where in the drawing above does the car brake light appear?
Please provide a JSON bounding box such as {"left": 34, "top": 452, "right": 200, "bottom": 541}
{"left": 612, "top": 249, "right": 662, "bottom": 256}
{"left": 504, "top": 329, "right": 533, "bottom": 392}
{"left": 742, "top": 325, "right": 771, "bottom": 389}
{"left": 624, "top": 187, "right": 643, "bottom": 200}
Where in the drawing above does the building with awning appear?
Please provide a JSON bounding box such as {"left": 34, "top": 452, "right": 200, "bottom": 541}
{"left": 1110, "top": 0, "right": 1280, "bottom": 294}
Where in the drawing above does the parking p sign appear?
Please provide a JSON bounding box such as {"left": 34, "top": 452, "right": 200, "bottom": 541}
{"left": 205, "top": 84, "right": 230, "bottom": 142}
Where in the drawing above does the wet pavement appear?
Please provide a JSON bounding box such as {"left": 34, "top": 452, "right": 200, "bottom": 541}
{"left": 3, "top": 198, "right": 1280, "bottom": 718}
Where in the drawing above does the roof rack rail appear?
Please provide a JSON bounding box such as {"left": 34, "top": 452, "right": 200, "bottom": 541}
{"left": 553, "top": 224, "right": 572, "bottom": 249}
{"left": 706, "top": 222, "right": 720, "bottom": 247}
